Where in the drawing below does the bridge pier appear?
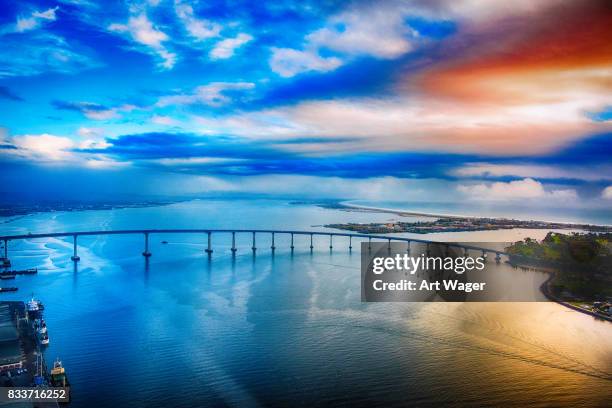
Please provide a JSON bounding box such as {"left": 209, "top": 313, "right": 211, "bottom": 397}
{"left": 495, "top": 252, "right": 502, "bottom": 263}
{"left": 349, "top": 236, "right": 352, "bottom": 251}
{"left": 142, "top": 233, "right": 152, "bottom": 257}
{"left": 481, "top": 250, "right": 487, "bottom": 262}
{"left": 1, "top": 240, "right": 9, "bottom": 267}
{"left": 387, "top": 238, "right": 391, "bottom": 252}
{"left": 329, "top": 235, "right": 333, "bottom": 250}
{"left": 271, "top": 233, "right": 276, "bottom": 252}
{"left": 231, "top": 232, "right": 237, "bottom": 254}
{"left": 309, "top": 234, "right": 313, "bottom": 250}
{"left": 205, "top": 232, "right": 213, "bottom": 255}
{"left": 426, "top": 243, "right": 431, "bottom": 256}
{"left": 71, "top": 235, "right": 80, "bottom": 262}
{"left": 290, "top": 233, "right": 294, "bottom": 251}
{"left": 406, "top": 241, "right": 411, "bottom": 254}
{"left": 251, "top": 232, "right": 256, "bottom": 252}
{"left": 368, "top": 237, "right": 371, "bottom": 252}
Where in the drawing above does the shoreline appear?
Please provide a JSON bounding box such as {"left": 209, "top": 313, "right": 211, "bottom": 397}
{"left": 508, "top": 261, "right": 612, "bottom": 323}
{"left": 337, "top": 201, "right": 612, "bottom": 230}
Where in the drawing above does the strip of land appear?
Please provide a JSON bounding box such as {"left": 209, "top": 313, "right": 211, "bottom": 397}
{"left": 321, "top": 202, "right": 611, "bottom": 234}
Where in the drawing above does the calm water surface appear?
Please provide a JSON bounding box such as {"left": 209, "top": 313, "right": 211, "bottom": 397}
{"left": 0, "top": 200, "right": 610, "bottom": 407}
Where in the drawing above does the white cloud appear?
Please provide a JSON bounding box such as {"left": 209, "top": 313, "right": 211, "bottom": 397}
{"left": 174, "top": 0, "right": 221, "bottom": 40}
{"left": 189, "top": 95, "right": 611, "bottom": 155}
{"left": 307, "top": 6, "right": 416, "bottom": 59}
{"left": 0, "top": 32, "right": 99, "bottom": 77}
{"left": 452, "top": 163, "right": 612, "bottom": 182}
{"left": 210, "top": 33, "right": 253, "bottom": 60}
{"left": 268, "top": 2, "right": 419, "bottom": 77}
{"left": 16, "top": 6, "right": 59, "bottom": 32}
{"left": 151, "top": 115, "right": 178, "bottom": 126}
{"left": 602, "top": 186, "right": 612, "bottom": 200}
{"left": 77, "top": 127, "right": 110, "bottom": 149}
{"left": 157, "top": 82, "right": 255, "bottom": 107}
{"left": 269, "top": 48, "right": 342, "bottom": 78}
{"left": 108, "top": 14, "right": 176, "bottom": 69}
{"left": 457, "top": 178, "right": 577, "bottom": 201}
{"left": 13, "top": 134, "right": 74, "bottom": 160}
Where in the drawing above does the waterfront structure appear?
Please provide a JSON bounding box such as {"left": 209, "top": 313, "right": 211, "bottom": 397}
{"left": 0, "top": 229, "right": 507, "bottom": 264}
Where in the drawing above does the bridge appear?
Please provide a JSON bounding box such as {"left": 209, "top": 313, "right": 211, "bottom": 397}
{"left": 0, "top": 229, "right": 508, "bottom": 267}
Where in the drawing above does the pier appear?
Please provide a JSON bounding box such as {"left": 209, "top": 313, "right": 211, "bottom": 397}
{"left": 0, "top": 229, "right": 508, "bottom": 264}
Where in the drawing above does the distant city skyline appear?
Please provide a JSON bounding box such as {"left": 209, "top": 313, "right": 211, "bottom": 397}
{"left": 0, "top": 0, "right": 611, "bottom": 208}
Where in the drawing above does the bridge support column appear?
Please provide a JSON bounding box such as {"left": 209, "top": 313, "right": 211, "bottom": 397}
{"left": 481, "top": 250, "right": 487, "bottom": 262}
{"left": 205, "top": 232, "right": 213, "bottom": 255}
{"left": 329, "top": 235, "right": 333, "bottom": 250}
{"left": 271, "top": 233, "right": 276, "bottom": 252}
{"left": 142, "top": 233, "right": 152, "bottom": 257}
{"left": 387, "top": 239, "right": 391, "bottom": 252}
{"left": 2, "top": 240, "right": 9, "bottom": 267}
{"left": 309, "top": 234, "right": 313, "bottom": 251}
{"left": 290, "top": 234, "right": 294, "bottom": 251}
{"left": 406, "top": 241, "right": 411, "bottom": 254}
{"left": 495, "top": 252, "right": 502, "bottom": 263}
{"left": 231, "top": 232, "right": 237, "bottom": 254}
{"left": 368, "top": 237, "right": 371, "bottom": 252}
{"left": 71, "top": 235, "right": 80, "bottom": 262}
{"left": 251, "top": 232, "right": 256, "bottom": 252}
{"left": 426, "top": 243, "right": 431, "bottom": 256}
{"left": 349, "top": 236, "right": 352, "bottom": 251}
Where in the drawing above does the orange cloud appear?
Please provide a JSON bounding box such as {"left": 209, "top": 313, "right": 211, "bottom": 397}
{"left": 414, "top": 0, "right": 612, "bottom": 105}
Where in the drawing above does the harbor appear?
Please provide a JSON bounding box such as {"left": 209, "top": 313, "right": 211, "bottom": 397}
{"left": 0, "top": 299, "right": 69, "bottom": 404}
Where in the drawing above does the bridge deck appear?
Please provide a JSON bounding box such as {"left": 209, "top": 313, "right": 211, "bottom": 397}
{"left": 0, "top": 229, "right": 508, "bottom": 256}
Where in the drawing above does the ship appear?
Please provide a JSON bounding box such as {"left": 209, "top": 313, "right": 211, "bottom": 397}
{"left": 38, "top": 319, "right": 47, "bottom": 334}
{"left": 26, "top": 296, "right": 41, "bottom": 319}
{"left": 50, "top": 358, "right": 70, "bottom": 388}
{"left": 39, "top": 332, "right": 49, "bottom": 346}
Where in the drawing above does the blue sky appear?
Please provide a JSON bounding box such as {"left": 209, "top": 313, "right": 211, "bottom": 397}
{"left": 0, "top": 0, "right": 611, "bottom": 208}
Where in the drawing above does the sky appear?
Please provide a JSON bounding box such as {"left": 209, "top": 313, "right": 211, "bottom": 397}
{"left": 0, "top": 0, "right": 611, "bottom": 211}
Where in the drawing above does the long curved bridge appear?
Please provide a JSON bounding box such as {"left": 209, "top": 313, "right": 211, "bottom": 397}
{"left": 0, "top": 229, "right": 508, "bottom": 266}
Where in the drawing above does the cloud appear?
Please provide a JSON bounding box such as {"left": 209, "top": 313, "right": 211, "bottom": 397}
{"left": 269, "top": 48, "right": 342, "bottom": 78}
{"left": 0, "top": 33, "right": 99, "bottom": 77}
{"left": 268, "top": 2, "right": 420, "bottom": 77}
{"left": 174, "top": 0, "right": 221, "bottom": 41}
{"left": 602, "top": 186, "right": 612, "bottom": 200}
{"left": 0, "top": 86, "right": 23, "bottom": 101}
{"left": 16, "top": 6, "right": 59, "bottom": 32}
{"left": 156, "top": 82, "right": 255, "bottom": 107}
{"left": 52, "top": 100, "right": 137, "bottom": 120}
{"left": 12, "top": 133, "right": 75, "bottom": 161}
{"left": 307, "top": 6, "right": 417, "bottom": 59}
{"left": 108, "top": 14, "right": 176, "bottom": 69}
{"left": 77, "top": 127, "right": 110, "bottom": 149}
{"left": 151, "top": 115, "right": 178, "bottom": 126}
{"left": 452, "top": 163, "right": 612, "bottom": 182}
{"left": 192, "top": 96, "right": 610, "bottom": 155}
{"left": 457, "top": 178, "right": 577, "bottom": 201}
{"left": 210, "top": 33, "right": 253, "bottom": 60}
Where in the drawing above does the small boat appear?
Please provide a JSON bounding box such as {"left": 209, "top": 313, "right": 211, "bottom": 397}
{"left": 161, "top": 240, "right": 168, "bottom": 244}
{"left": 50, "top": 358, "right": 70, "bottom": 388}
{"left": 38, "top": 320, "right": 47, "bottom": 334}
{"left": 0, "top": 274, "right": 15, "bottom": 280}
{"left": 39, "top": 332, "right": 49, "bottom": 345}
{"left": 0, "top": 287, "right": 18, "bottom": 292}
{"left": 3, "top": 268, "right": 37, "bottom": 275}
{"left": 26, "top": 297, "right": 39, "bottom": 312}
